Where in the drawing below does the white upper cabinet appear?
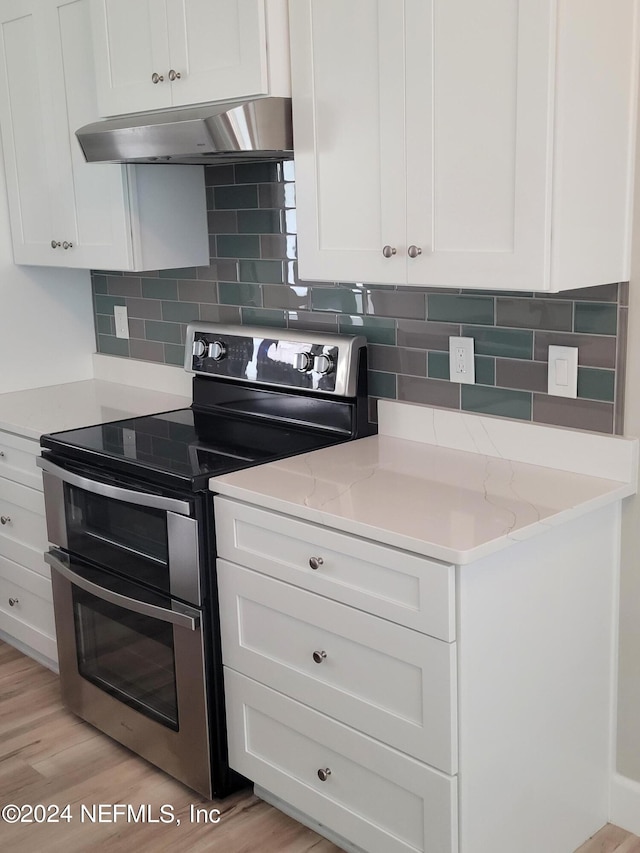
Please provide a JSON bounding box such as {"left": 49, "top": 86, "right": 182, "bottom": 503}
{"left": 290, "top": 0, "right": 639, "bottom": 292}
{"left": 91, "top": 0, "right": 291, "bottom": 117}
{"left": 0, "top": 0, "right": 209, "bottom": 270}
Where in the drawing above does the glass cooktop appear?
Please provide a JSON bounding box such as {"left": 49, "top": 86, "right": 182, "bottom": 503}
{"left": 40, "top": 408, "right": 343, "bottom": 491}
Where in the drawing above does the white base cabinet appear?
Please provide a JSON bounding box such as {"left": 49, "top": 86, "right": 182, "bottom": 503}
{"left": 215, "top": 496, "right": 619, "bottom": 853}
{"left": 90, "top": 0, "right": 291, "bottom": 117}
{"left": 290, "top": 0, "right": 639, "bottom": 291}
{"left": 0, "top": 430, "right": 56, "bottom": 668}
{"left": 0, "top": 0, "right": 209, "bottom": 271}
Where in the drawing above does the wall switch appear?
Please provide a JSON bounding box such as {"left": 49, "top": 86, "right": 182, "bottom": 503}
{"left": 449, "top": 336, "right": 475, "bottom": 384}
{"left": 114, "top": 305, "right": 129, "bottom": 339}
{"left": 548, "top": 345, "right": 578, "bottom": 398}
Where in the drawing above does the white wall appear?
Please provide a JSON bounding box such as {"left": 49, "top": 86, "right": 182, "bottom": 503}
{"left": 0, "top": 148, "right": 95, "bottom": 394}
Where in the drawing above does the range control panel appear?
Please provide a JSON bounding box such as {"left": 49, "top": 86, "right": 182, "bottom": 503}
{"left": 184, "top": 324, "right": 366, "bottom": 397}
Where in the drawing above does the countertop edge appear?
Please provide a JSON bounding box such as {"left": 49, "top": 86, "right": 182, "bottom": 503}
{"left": 209, "top": 478, "right": 634, "bottom": 564}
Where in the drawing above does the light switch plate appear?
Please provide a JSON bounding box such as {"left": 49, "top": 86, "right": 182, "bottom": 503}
{"left": 114, "top": 305, "right": 129, "bottom": 339}
{"left": 449, "top": 336, "right": 475, "bottom": 384}
{"left": 548, "top": 345, "right": 578, "bottom": 398}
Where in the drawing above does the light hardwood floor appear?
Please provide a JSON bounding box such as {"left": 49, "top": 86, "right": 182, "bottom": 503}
{"left": 0, "top": 640, "right": 638, "bottom": 853}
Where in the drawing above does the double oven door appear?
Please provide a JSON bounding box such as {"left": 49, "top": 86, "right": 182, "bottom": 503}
{"left": 38, "top": 456, "right": 214, "bottom": 798}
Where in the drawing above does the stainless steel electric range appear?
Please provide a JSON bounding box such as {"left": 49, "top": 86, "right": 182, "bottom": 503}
{"left": 37, "top": 324, "right": 374, "bottom": 799}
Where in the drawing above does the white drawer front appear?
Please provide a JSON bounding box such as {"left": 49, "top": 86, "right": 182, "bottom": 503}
{"left": 0, "top": 553, "right": 56, "bottom": 660}
{"left": 219, "top": 562, "right": 457, "bottom": 774}
{"left": 214, "top": 497, "right": 455, "bottom": 641}
{"left": 226, "top": 669, "right": 457, "bottom": 853}
{"left": 0, "top": 432, "right": 42, "bottom": 491}
{"left": 0, "top": 479, "right": 48, "bottom": 576}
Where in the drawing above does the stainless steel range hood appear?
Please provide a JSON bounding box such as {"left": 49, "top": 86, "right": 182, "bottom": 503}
{"left": 76, "top": 97, "right": 293, "bottom": 165}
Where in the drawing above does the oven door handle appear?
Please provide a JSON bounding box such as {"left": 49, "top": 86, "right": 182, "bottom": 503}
{"left": 37, "top": 457, "right": 192, "bottom": 516}
{"left": 45, "top": 551, "right": 200, "bottom": 631}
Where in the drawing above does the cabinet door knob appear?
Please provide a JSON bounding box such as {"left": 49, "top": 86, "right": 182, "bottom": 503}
{"left": 408, "top": 245, "right": 423, "bottom": 258}
{"left": 0, "top": 516, "right": 10, "bottom": 525}
{"left": 51, "top": 240, "right": 61, "bottom": 249}
{"left": 0, "top": 451, "right": 4, "bottom": 457}
{"left": 151, "top": 72, "right": 164, "bottom": 84}
{"left": 317, "top": 768, "right": 331, "bottom": 782}
{"left": 308, "top": 556, "right": 324, "bottom": 570}
{"left": 312, "top": 650, "right": 327, "bottom": 664}
{"left": 382, "top": 245, "right": 397, "bottom": 258}
{"left": 62, "top": 241, "right": 73, "bottom": 250}
{"left": 168, "top": 69, "right": 181, "bottom": 81}
{"left": 8, "top": 598, "right": 18, "bottom": 607}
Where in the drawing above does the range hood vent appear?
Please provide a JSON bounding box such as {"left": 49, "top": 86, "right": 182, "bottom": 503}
{"left": 76, "top": 97, "right": 293, "bottom": 165}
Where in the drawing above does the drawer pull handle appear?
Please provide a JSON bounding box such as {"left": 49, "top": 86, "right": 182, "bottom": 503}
{"left": 8, "top": 598, "right": 18, "bottom": 607}
{"left": 308, "top": 556, "right": 324, "bottom": 570}
{"left": 312, "top": 650, "right": 327, "bottom": 664}
{"left": 317, "top": 768, "right": 331, "bottom": 782}
{"left": 0, "top": 516, "right": 10, "bottom": 525}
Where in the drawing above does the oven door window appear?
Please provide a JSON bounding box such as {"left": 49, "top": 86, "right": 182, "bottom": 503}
{"left": 73, "top": 585, "right": 178, "bottom": 731}
{"left": 65, "top": 484, "right": 170, "bottom": 591}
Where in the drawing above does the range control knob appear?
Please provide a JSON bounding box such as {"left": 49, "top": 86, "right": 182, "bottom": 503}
{"left": 293, "top": 352, "right": 313, "bottom": 372}
{"left": 192, "top": 339, "right": 206, "bottom": 358}
{"left": 313, "top": 353, "right": 335, "bottom": 375}
{"left": 208, "top": 341, "right": 226, "bottom": 361}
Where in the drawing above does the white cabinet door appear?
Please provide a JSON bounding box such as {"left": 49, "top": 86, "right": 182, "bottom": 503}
{"left": 404, "top": 0, "right": 552, "bottom": 290}
{"left": 0, "top": 0, "right": 209, "bottom": 270}
{"left": 290, "top": 0, "right": 551, "bottom": 289}
{"left": 0, "top": 1, "right": 62, "bottom": 264}
{"left": 53, "top": 0, "right": 135, "bottom": 269}
{"left": 166, "top": 0, "right": 269, "bottom": 107}
{"left": 92, "top": 0, "right": 279, "bottom": 117}
{"left": 291, "top": 0, "right": 406, "bottom": 285}
{"left": 90, "top": 0, "right": 171, "bottom": 116}
{"left": 291, "top": 0, "right": 638, "bottom": 292}
{"left": 0, "top": 0, "right": 132, "bottom": 267}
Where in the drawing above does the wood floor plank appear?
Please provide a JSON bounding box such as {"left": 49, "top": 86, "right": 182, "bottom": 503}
{"left": 0, "top": 640, "right": 638, "bottom": 852}
{"left": 0, "top": 641, "right": 342, "bottom": 853}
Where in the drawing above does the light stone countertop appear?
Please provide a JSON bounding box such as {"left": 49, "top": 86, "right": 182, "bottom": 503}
{"left": 209, "top": 401, "right": 639, "bottom": 564}
{"left": 0, "top": 379, "right": 190, "bottom": 441}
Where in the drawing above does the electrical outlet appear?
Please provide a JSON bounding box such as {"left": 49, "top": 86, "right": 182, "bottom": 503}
{"left": 449, "top": 336, "right": 475, "bottom": 384}
{"left": 114, "top": 305, "right": 129, "bottom": 339}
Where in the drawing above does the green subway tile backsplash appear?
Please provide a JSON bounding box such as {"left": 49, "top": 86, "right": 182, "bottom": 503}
{"left": 312, "top": 287, "right": 365, "bottom": 315}
{"left": 427, "top": 351, "right": 450, "bottom": 380}
{"left": 577, "top": 367, "right": 616, "bottom": 402}
{"left": 238, "top": 259, "right": 284, "bottom": 284}
{"left": 462, "top": 326, "right": 533, "bottom": 360}
{"left": 428, "top": 294, "right": 494, "bottom": 325}
{"left": 90, "top": 161, "right": 627, "bottom": 435}
{"left": 574, "top": 302, "right": 618, "bottom": 335}
{"left": 461, "top": 386, "right": 532, "bottom": 421}
{"left": 94, "top": 294, "right": 125, "bottom": 315}
{"left": 213, "top": 184, "right": 259, "bottom": 210}
{"left": 144, "top": 321, "right": 183, "bottom": 345}
{"left": 218, "top": 282, "right": 262, "bottom": 307}
{"left": 234, "top": 161, "right": 282, "bottom": 184}
{"left": 338, "top": 316, "right": 396, "bottom": 346}
{"left": 237, "top": 210, "right": 282, "bottom": 234}
{"left": 368, "top": 371, "right": 397, "bottom": 399}
{"left": 240, "top": 307, "right": 286, "bottom": 327}
{"left": 141, "top": 279, "right": 178, "bottom": 300}
{"left": 164, "top": 344, "right": 185, "bottom": 366}
{"left": 217, "top": 235, "right": 261, "bottom": 259}
{"left": 161, "top": 301, "right": 200, "bottom": 323}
